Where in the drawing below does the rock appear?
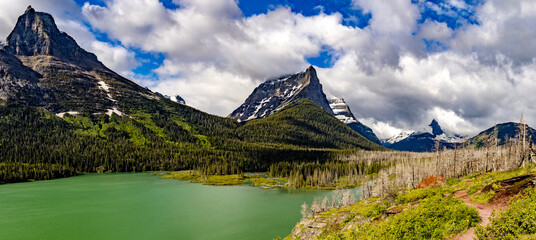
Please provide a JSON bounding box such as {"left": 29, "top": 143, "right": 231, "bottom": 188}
{"left": 229, "top": 66, "right": 333, "bottom": 121}
{"left": 4, "top": 6, "right": 101, "bottom": 68}
{"left": 330, "top": 97, "right": 382, "bottom": 145}
{"left": 0, "top": 6, "right": 158, "bottom": 114}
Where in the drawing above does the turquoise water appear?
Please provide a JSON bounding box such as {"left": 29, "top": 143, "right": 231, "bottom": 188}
{"left": 0, "top": 173, "right": 354, "bottom": 240}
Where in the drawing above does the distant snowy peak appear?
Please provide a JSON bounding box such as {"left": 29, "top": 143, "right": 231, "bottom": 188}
{"left": 382, "top": 130, "right": 414, "bottom": 145}
{"left": 430, "top": 119, "right": 444, "bottom": 136}
{"left": 382, "top": 120, "right": 466, "bottom": 152}
{"left": 435, "top": 133, "right": 465, "bottom": 143}
{"left": 229, "top": 66, "right": 333, "bottom": 122}
{"left": 329, "top": 98, "right": 357, "bottom": 124}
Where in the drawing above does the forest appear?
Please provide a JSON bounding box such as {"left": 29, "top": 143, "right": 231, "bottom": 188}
{"left": 0, "top": 99, "right": 380, "bottom": 184}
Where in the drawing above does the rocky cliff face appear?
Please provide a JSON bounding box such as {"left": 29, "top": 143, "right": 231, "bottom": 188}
{"left": 329, "top": 98, "right": 381, "bottom": 145}
{"left": 229, "top": 66, "right": 333, "bottom": 121}
{"left": 4, "top": 6, "right": 101, "bottom": 68}
{"left": 0, "top": 49, "right": 45, "bottom": 105}
{"left": 1, "top": 6, "right": 160, "bottom": 115}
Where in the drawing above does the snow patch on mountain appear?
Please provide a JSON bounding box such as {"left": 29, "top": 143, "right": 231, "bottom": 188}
{"left": 56, "top": 111, "right": 80, "bottom": 118}
{"left": 382, "top": 130, "right": 414, "bottom": 145}
{"left": 97, "top": 80, "right": 116, "bottom": 102}
{"left": 106, "top": 107, "right": 124, "bottom": 117}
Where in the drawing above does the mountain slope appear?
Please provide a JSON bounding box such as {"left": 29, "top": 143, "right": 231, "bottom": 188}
{"left": 229, "top": 66, "right": 333, "bottom": 121}
{"left": 469, "top": 122, "right": 536, "bottom": 148}
{"left": 0, "top": 49, "right": 44, "bottom": 105}
{"left": 238, "top": 99, "right": 383, "bottom": 150}
{"left": 229, "top": 65, "right": 382, "bottom": 145}
{"left": 329, "top": 98, "right": 381, "bottom": 145}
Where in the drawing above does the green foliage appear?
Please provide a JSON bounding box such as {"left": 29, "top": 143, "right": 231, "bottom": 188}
{"left": 348, "top": 196, "right": 479, "bottom": 240}
{"left": 476, "top": 188, "right": 536, "bottom": 239}
{"left": 0, "top": 162, "right": 76, "bottom": 183}
{"left": 269, "top": 160, "right": 386, "bottom": 189}
{"left": 0, "top": 98, "right": 384, "bottom": 184}
{"left": 470, "top": 191, "right": 494, "bottom": 204}
{"left": 238, "top": 99, "right": 384, "bottom": 150}
{"left": 446, "top": 178, "right": 462, "bottom": 186}
{"left": 395, "top": 187, "right": 452, "bottom": 204}
{"left": 249, "top": 176, "right": 280, "bottom": 187}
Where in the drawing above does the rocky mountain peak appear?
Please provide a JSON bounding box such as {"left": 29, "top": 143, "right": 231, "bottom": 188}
{"left": 429, "top": 119, "right": 444, "bottom": 136}
{"left": 329, "top": 98, "right": 356, "bottom": 124}
{"left": 25, "top": 5, "right": 35, "bottom": 13}
{"left": 229, "top": 66, "right": 333, "bottom": 121}
{"left": 4, "top": 6, "right": 100, "bottom": 67}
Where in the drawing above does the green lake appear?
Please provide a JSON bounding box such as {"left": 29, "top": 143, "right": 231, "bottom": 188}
{"left": 0, "top": 173, "right": 359, "bottom": 240}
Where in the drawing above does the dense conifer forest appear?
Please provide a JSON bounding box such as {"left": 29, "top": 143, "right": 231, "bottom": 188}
{"left": 0, "top": 99, "right": 383, "bottom": 184}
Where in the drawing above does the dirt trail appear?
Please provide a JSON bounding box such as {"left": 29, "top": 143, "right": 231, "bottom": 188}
{"left": 451, "top": 190, "right": 506, "bottom": 240}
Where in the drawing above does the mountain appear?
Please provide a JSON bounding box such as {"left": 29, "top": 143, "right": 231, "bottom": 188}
{"left": 382, "top": 120, "right": 464, "bottom": 152}
{"left": 228, "top": 66, "right": 382, "bottom": 145}
{"left": 229, "top": 66, "right": 333, "bottom": 122}
{"left": 2, "top": 6, "right": 160, "bottom": 115}
{"left": 329, "top": 98, "right": 381, "bottom": 145}
{"left": 468, "top": 122, "right": 536, "bottom": 148}
{"left": 0, "top": 7, "right": 383, "bottom": 183}
{"left": 238, "top": 99, "right": 382, "bottom": 150}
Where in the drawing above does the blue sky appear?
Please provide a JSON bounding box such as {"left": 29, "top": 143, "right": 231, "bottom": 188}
{"left": 2, "top": 0, "right": 535, "bottom": 139}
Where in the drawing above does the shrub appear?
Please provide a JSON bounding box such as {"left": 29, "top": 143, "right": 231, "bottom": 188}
{"left": 350, "top": 196, "right": 479, "bottom": 240}
{"left": 396, "top": 187, "right": 452, "bottom": 204}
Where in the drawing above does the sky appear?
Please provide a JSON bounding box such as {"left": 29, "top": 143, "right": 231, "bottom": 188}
{"left": 0, "top": 0, "right": 535, "bottom": 139}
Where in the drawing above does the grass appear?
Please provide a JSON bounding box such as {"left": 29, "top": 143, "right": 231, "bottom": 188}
{"left": 159, "top": 171, "right": 284, "bottom": 187}
{"left": 249, "top": 176, "right": 281, "bottom": 188}
{"left": 396, "top": 187, "right": 452, "bottom": 204}
{"left": 470, "top": 191, "right": 495, "bottom": 203}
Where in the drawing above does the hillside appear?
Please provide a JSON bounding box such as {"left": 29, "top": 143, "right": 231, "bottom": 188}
{"left": 469, "top": 122, "right": 536, "bottom": 148}
{"left": 238, "top": 99, "right": 383, "bottom": 150}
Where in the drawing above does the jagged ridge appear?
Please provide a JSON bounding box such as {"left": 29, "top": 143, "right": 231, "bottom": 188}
{"left": 329, "top": 98, "right": 381, "bottom": 145}
{"left": 229, "top": 66, "right": 333, "bottom": 122}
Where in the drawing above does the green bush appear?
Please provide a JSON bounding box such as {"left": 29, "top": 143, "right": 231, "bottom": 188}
{"left": 476, "top": 188, "right": 536, "bottom": 239}
{"left": 446, "top": 178, "right": 462, "bottom": 186}
{"left": 345, "top": 196, "right": 479, "bottom": 240}
{"left": 396, "top": 187, "right": 452, "bottom": 204}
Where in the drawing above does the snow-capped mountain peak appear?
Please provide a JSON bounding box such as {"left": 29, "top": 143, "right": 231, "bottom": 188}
{"left": 229, "top": 66, "right": 333, "bottom": 122}
{"left": 382, "top": 120, "right": 466, "bottom": 152}
{"left": 382, "top": 130, "right": 414, "bottom": 145}
{"left": 329, "top": 98, "right": 358, "bottom": 124}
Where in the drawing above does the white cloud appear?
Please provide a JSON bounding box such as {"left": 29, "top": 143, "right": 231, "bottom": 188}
{"left": 418, "top": 20, "right": 453, "bottom": 42}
